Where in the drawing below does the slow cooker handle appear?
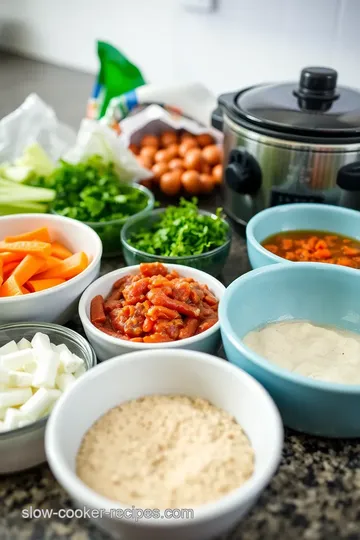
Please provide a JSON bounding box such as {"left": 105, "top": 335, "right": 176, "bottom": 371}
{"left": 211, "top": 92, "right": 239, "bottom": 131}
{"left": 225, "top": 149, "right": 262, "bottom": 195}
{"left": 337, "top": 162, "right": 360, "bottom": 210}
{"left": 211, "top": 106, "right": 224, "bottom": 131}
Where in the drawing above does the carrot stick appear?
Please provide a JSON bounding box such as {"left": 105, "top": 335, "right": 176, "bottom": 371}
{"left": 35, "top": 256, "right": 65, "bottom": 275}
{"left": 0, "top": 276, "right": 23, "bottom": 297}
{"left": 0, "top": 252, "right": 24, "bottom": 264}
{"left": 5, "top": 227, "right": 51, "bottom": 244}
{"left": 26, "top": 278, "right": 65, "bottom": 293}
{"left": 0, "top": 259, "right": 3, "bottom": 287}
{"left": 50, "top": 241, "right": 73, "bottom": 260}
{"left": 35, "top": 252, "right": 89, "bottom": 280}
{"left": 0, "top": 241, "right": 51, "bottom": 258}
{"left": 3, "top": 262, "right": 19, "bottom": 280}
{"left": 21, "top": 286, "right": 30, "bottom": 295}
{"left": 11, "top": 255, "right": 44, "bottom": 286}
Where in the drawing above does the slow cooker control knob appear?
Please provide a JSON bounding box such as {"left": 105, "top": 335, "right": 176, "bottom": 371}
{"left": 225, "top": 149, "right": 262, "bottom": 195}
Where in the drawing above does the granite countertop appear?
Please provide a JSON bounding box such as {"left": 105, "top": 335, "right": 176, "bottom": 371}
{"left": 1, "top": 52, "right": 360, "bottom": 540}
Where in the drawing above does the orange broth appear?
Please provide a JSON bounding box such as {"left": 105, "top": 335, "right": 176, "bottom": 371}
{"left": 262, "top": 230, "right": 360, "bottom": 268}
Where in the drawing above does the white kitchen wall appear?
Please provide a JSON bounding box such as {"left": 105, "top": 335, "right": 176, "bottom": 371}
{"left": 0, "top": 0, "right": 359, "bottom": 94}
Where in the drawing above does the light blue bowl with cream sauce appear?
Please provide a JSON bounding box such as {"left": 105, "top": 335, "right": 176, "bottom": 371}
{"left": 219, "top": 262, "right": 360, "bottom": 437}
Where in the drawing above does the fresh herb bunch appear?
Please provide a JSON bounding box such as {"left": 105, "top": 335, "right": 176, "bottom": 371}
{"left": 128, "top": 198, "right": 228, "bottom": 257}
{"left": 29, "top": 155, "right": 149, "bottom": 223}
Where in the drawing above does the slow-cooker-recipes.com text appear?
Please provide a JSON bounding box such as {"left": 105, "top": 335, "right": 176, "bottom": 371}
{"left": 22, "top": 506, "right": 195, "bottom": 521}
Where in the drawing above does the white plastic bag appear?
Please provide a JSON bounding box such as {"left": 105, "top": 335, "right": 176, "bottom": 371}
{"left": 0, "top": 94, "right": 76, "bottom": 163}
{"left": 119, "top": 104, "right": 223, "bottom": 148}
{"left": 63, "top": 119, "right": 152, "bottom": 182}
{"left": 102, "top": 82, "right": 218, "bottom": 128}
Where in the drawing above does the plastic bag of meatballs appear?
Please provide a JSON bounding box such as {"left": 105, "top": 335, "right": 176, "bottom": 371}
{"left": 119, "top": 104, "right": 223, "bottom": 197}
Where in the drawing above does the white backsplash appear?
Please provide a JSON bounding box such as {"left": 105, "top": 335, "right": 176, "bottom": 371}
{"left": 0, "top": 0, "right": 359, "bottom": 94}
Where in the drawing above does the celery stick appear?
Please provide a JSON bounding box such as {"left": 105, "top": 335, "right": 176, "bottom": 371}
{"left": 3, "top": 165, "right": 33, "bottom": 183}
{"left": 0, "top": 178, "right": 55, "bottom": 202}
{"left": 16, "top": 143, "right": 54, "bottom": 176}
{"left": 0, "top": 190, "right": 55, "bottom": 203}
{"left": 0, "top": 202, "right": 47, "bottom": 215}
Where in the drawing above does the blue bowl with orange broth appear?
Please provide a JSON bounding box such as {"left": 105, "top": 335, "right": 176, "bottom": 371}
{"left": 246, "top": 203, "right": 360, "bottom": 269}
{"left": 219, "top": 262, "right": 360, "bottom": 437}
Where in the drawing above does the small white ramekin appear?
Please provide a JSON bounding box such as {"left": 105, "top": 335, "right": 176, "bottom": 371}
{"left": 79, "top": 264, "right": 226, "bottom": 360}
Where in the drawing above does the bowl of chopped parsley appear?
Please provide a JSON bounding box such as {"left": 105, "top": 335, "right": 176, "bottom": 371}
{"left": 121, "top": 198, "right": 232, "bottom": 276}
{"left": 44, "top": 156, "right": 154, "bottom": 256}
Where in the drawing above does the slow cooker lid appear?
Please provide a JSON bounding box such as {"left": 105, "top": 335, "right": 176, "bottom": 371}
{"left": 227, "top": 67, "right": 360, "bottom": 137}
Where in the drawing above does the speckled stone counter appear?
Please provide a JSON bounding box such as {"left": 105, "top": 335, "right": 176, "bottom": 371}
{"left": 1, "top": 52, "right": 360, "bottom": 540}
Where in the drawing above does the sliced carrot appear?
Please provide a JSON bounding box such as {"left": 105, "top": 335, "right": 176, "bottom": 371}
{"left": 312, "top": 248, "right": 332, "bottom": 260}
{"left": 5, "top": 227, "right": 51, "bottom": 244}
{"left": 3, "top": 262, "right": 19, "bottom": 280}
{"left": 342, "top": 246, "right": 359, "bottom": 257}
{"left": 0, "top": 252, "right": 24, "bottom": 264}
{"left": 336, "top": 257, "right": 355, "bottom": 267}
{"left": 51, "top": 241, "right": 73, "bottom": 260}
{"left": 35, "top": 256, "right": 65, "bottom": 275}
{"left": 26, "top": 278, "right": 65, "bottom": 293}
{"left": 0, "top": 259, "right": 3, "bottom": 287}
{"left": 21, "top": 286, "right": 30, "bottom": 294}
{"left": 35, "top": 252, "right": 89, "bottom": 280}
{"left": 0, "top": 275, "right": 23, "bottom": 297}
{"left": 11, "top": 255, "right": 44, "bottom": 286}
{"left": 0, "top": 241, "right": 51, "bottom": 259}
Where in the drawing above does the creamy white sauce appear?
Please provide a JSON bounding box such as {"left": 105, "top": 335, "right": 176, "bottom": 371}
{"left": 243, "top": 321, "right": 360, "bottom": 385}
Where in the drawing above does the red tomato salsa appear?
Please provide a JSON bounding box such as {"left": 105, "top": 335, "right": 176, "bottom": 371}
{"left": 90, "top": 262, "right": 219, "bottom": 343}
{"left": 262, "top": 230, "right": 360, "bottom": 268}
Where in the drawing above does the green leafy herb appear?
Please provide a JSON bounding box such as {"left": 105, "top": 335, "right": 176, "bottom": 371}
{"left": 29, "top": 155, "right": 149, "bottom": 223}
{"left": 128, "top": 198, "right": 228, "bottom": 257}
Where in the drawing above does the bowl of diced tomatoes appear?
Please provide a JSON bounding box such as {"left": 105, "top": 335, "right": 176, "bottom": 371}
{"left": 78, "top": 262, "right": 225, "bottom": 360}
{"left": 0, "top": 214, "right": 102, "bottom": 325}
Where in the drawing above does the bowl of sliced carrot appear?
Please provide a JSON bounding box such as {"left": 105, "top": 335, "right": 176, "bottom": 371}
{"left": 0, "top": 214, "right": 102, "bottom": 325}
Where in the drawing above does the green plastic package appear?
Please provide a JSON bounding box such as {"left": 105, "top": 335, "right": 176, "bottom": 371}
{"left": 87, "top": 41, "right": 146, "bottom": 120}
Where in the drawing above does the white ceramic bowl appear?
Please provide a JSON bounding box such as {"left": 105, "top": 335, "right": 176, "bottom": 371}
{"left": 45, "top": 349, "right": 283, "bottom": 540}
{"left": 78, "top": 264, "right": 226, "bottom": 360}
{"left": 0, "top": 214, "right": 102, "bottom": 325}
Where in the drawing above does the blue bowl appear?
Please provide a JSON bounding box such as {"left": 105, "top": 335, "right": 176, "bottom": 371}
{"left": 246, "top": 203, "right": 360, "bottom": 269}
{"left": 219, "top": 262, "right": 360, "bottom": 437}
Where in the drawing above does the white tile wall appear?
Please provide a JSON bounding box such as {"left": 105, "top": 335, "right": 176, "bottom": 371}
{"left": 0, "top": 0, "right": 359, "bottom": 94}
{"left": 332, "top": 0, "right": 360, "bottom": 84}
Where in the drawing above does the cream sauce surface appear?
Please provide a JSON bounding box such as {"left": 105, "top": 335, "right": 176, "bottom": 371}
{"left": 243, "top": 321, "right": 360, "bottom": 385}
